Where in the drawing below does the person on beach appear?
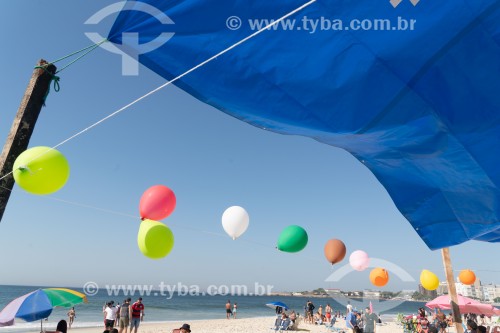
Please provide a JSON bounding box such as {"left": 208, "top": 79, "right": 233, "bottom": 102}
{"left": 313, "top": 312, "right": 322, "bottom": 325}
{"left": 346, "top": 310, "right": 357, "bottom": 333}
{"left": 232, "top": 302, "right": 238, "bottom": 319}
{"left": 346, "top": 301, "right": 353, "bottom": 314}
{"left": 46, "top": 319, "right": 68, "bottom": 333}
{"left": 435, "top": 309, "right": 447, "bottom": 333}
{"left": 325, "top": 303, "right": 332, "bottom": 321}
{"left": 446, "top": 313, "right": 454, "bottom": 327}
{"left": 467, "top": 320, "right": 479, "bottom": 333}
{"left": 307, "top": 300, "right": 315, "bottom": 324}
{"left": 178, "top": 323, "right": 191, "bottom": 332}
{"left": 118, "top": 298, "right": 131, "bottom": 333}
{"left": 104, "top": 302, "right": 118, "bottom": 330}
{"left": 276, "top": 305, "right": 283, "bottom": 317}
{"left": 274, "top": 313, "right": 291, "bottom": 331}
{"left": 363, "top": 307, "right": 378, "bottom": 333}
{"left": 225, "top": 300, "right": 232, "bottom": 319}
{"left": 418, "top": 308, "right": 426, "bottom": 319}
{"left": 355, "top": 311, "right": 363, "bottom": 329}
{"left": 427, "top": 327, "right": 438, "bottom": 333}
{"left": 67, "top": 307, "right": 75, "bottom": 329}
{"left": 129, "top": 297, "right": 144, "bottom": 333}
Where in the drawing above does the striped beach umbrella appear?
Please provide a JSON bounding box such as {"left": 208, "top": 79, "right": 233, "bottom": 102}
{"left": 0, "top": 288, "right": 88, "bottom": 327}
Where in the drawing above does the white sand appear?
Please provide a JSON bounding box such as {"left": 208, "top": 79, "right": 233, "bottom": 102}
{"left": 66, "top": 316, "right": 461, "bottom": 333}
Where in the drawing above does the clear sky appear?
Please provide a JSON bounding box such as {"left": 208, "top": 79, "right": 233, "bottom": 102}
{"left": 0, "top": 1, "right": 498, "bottom": 294}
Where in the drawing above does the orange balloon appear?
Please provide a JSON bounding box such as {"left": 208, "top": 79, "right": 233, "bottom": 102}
{"left": 324, "top": 239, "right": 346, "bottom": 265}
{"left": 459, "top": 269, "right": 476, "bottom": 285}
{"left": 370, "top": 268, "right": 389, "bottom": 287}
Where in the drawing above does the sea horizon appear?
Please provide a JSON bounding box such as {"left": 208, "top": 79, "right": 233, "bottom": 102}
{"left": 0, "top": 285, "right": 429, "bottom": 333}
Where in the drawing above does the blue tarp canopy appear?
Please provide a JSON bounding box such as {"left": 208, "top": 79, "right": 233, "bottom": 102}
{"left": 108, "top": 0, "right": 500, "bottom": 250}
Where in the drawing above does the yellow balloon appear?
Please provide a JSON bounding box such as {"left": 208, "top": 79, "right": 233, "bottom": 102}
{"left": 420, "top": 269, "right": 439, "bottom": 290}
{"left": 137, "top": 219, "right": 174, "bottom": 259}
{"left": 13, "top": 146, "right": 70, "bottom": 195}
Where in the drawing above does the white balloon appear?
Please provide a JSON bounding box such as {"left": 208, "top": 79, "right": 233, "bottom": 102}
{"left": 221, "top": 206, "right": 249, "bottom": 240}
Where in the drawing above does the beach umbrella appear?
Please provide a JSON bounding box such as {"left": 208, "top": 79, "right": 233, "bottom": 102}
{"left": 0, "top": 288, "right": 87, "bottom": 329}
{"left": 426, "top": 295, "right": 500, "bottom": 316}
{"left": 266, "top": 301, "right": 289, "bottom": 311}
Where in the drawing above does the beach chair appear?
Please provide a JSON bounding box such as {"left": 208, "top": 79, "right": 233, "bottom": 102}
{"left": 274, "top": 318, "right": 292, "bottom": 332}
{"left": 325, "top": 317, "right": 337, "bottom": 328}
{"left": 325, "top": 326, "right": 344, "bottom": 332}
{"left": 272, "top": 317, "right": 281, "bottom": 330}
{"left": 323, "top": 318, "right": 345, "bottom": 333}
{"left": 281, "top": 318, "right": 293, "bottom": 331}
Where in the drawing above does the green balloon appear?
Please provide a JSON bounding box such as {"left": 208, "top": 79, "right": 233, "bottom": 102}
{"left": 138, "top": 219, "right": 174, "bottom": 259}
{"left": 13, "top": 146, "right": 70, "bottom": 195}
{"left": 277, "top": 225, "right": 308, "bottom": 253}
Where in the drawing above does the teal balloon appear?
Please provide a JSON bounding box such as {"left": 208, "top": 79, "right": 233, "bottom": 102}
{"left": 277, "top": 225, "right": 308, "bottom": 253}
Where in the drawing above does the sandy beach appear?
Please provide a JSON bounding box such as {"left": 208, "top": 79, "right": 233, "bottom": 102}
{"left": 65, "top": 317, "right": 460, "bottom": 333}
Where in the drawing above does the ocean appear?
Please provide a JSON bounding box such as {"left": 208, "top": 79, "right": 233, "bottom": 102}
{"left": 0, "top": 285, "right": 427, "bottom": 332}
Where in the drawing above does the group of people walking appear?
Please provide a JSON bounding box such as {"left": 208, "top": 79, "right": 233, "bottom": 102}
{"left": 102, "top": 297, "right": 144, "bottom": 333}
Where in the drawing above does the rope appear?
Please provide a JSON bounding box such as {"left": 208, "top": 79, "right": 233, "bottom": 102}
{"left": 49, "top": 0, "right": 317, "bottom": 151}
{"left": 30, "top": 39, "right": 108, "bottom": 105}
{"left": 54, "top": 39, "right": 107, "bottom": 74}
{"left": 0, "top": 1, "right": 316, "bottom": 183}
{"left": 33, "top": 65, "right": 60, "bottom": 105}
{"left": 49, "top": 39, "right": 107, "bottom": 67}
{"left": 6, "top": 184, "right": 500, "bottom": 267}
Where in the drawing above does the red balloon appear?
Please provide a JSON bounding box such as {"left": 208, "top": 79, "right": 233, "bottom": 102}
{"left": 139, "top": 185, "right": 176, "bottom": 220}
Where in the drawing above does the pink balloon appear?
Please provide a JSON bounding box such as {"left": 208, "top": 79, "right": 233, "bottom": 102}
{"left": 349, "top": 250, "right": 370, "bottom": 271}
{"left": 139, "top": 185, "right": 176, "bottom": 220}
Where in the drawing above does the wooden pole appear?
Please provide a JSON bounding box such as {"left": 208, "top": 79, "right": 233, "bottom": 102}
{"left": 441, "top": 247, "right": 464, "bottom": 333}
{"left": 0, "top": 59, "right": 57, "bottom": 223}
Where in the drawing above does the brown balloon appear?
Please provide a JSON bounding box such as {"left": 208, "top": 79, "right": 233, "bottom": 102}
{"left": 324, "top": 239, "right": 346, "bottom": 264}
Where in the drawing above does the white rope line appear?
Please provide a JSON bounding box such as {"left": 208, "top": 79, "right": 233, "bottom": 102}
{"left": 51, "top": 0, "right": 317, "bottom": 150}
{"left": 5, "top": 186, "right": 323, "bottom": 258}
{"left": 50, "top": 194, "right": 279, "bottom": 248}
{"left": 43, "top": 196, "right": 139, "bottom": 219}
{"left": 0, "top": 0, "right": 317, "bottom": 182}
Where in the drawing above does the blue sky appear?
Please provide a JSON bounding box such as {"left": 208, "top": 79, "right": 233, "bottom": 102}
{"left": 0, "top": 1, "right": 498, "bottom": 293}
